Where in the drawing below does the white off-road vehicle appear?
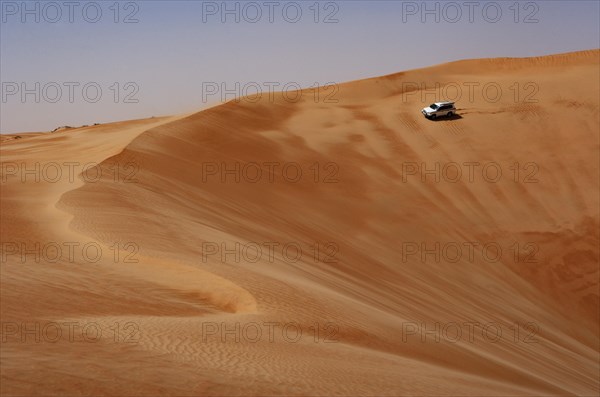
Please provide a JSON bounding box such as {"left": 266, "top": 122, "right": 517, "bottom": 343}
{"left": 422, "top": 101, "right": 456, "bottom": 119}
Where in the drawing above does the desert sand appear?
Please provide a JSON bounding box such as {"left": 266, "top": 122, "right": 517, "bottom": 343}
{"left": 1, "top": 50, "right": 598, "bottom": 396}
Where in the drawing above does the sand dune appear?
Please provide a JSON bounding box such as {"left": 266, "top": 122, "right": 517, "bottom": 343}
{"left": 1, "top": 50, "right": 598, "bottom": 396}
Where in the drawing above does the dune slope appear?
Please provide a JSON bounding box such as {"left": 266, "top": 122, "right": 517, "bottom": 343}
{"left": 1, "top": 50, "right": 599, "bottom": 396}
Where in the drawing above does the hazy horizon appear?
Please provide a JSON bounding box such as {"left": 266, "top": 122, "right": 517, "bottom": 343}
{"left": 1, "top": 0, "right": 599, "bottom": 134}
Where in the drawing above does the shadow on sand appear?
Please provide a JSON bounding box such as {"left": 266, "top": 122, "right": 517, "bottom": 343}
{"left": 427, "top": 114, "right": 463, "bottom": 122}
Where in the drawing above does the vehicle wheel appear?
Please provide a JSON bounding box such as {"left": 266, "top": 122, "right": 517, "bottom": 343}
{"left": 431, "top": 114, "right": 437, "bottom": 119}
{"left": 447, "top": 112, "right": 453, "bottom": 117}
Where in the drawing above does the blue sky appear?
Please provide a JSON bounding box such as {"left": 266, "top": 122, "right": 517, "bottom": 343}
{"left": 1, "top": 0, "right": 599, "bottom": 133}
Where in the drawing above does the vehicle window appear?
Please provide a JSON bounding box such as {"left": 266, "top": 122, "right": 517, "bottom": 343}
{"left": 430, "top": 104, "right": 438, "bottom": 110}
